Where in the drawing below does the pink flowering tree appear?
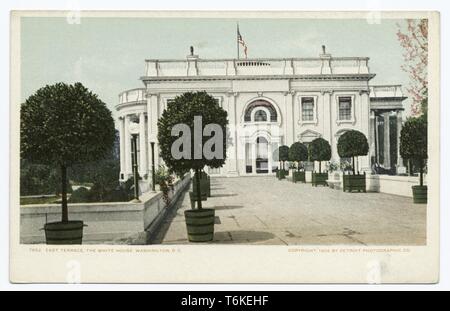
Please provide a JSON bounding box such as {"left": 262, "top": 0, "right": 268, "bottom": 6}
{"left": 396, "top": 19, "right": 428, "bottom": 117}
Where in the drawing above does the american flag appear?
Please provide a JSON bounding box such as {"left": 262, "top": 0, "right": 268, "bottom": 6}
{"left": 237, "top": 26, "right": 248, "bottom": 58}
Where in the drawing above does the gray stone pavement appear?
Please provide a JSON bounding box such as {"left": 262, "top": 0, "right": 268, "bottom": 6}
{"left": 150, "top": 176, "right": 426, "bottom": 245}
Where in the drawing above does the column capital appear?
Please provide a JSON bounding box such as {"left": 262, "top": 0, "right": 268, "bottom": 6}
{"left": 320, "top": 89, "right": 333, "bottom": 95}
{"left": 227, "top": 91, "right": 238, "bottom": 98}
{"left": 145, "top": 91, "right": 159, "bottom": 99}
{"left": 359, "top": 89, "right": 370, "bottom": 96}
{"left": 283, "top": 91, "right": 295, "bottom": 96}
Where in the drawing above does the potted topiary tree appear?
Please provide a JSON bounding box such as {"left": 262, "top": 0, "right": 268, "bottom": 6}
{"left": 400, "top": 117, "right": 428, "bottom": 203}
{"left": 20, "top": 82, "right": 115, "bottom": 244}
{"left": 308, "top": 138, "right": 331, "bottom": 186}
{"left": 337, "top": 130, "right": 369, "bottom": 192}
{"left": 275, "top": 145, "right": 290, "bottom": 179}
{"left": 289, "top": 142, "right": 308, "bottom": 183}
{"left": 158, "top": 91, "right": 228, "bottom": 242}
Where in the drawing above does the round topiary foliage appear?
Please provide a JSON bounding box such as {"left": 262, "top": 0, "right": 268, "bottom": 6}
{"left": 21, "top": 82, "right": 116, "bottom": 222}
{"left": 337, "top": 130, "right": 369, "bottom": 174}
{"left": 289, "top": 142, "right": 308, "bottom": 170}
{"left": 158, "top": 91, "right": 228, "bottom": 172}
{"left": 157, "top": 91, "right": 228, "bottom": 209}
{"left": 308, "top": 138, "right": 331, "bottom": 173}
{"left": 400, "top": 117, "right": 427, "bottom": 162}
{"left": 309, "top": 138, "right": 332, "bottom": 162}
{"left": 275, "top": 145, "right": 289, "bottom": 170}
{"left": 400, "top": 117, "right": 427, "bottom": 186}
{"left": 278, "top": 145, "right": 290, "bottom": 162}
{"left": 337, "top": 130, "right": 369, "bottom": 158}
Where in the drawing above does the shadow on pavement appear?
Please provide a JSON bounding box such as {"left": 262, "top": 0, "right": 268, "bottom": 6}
{"left": 213, "top": 205, "right": 244, "bottom": 211}
{"left": 214, "top": 230, "right": 275, "bottom": 243}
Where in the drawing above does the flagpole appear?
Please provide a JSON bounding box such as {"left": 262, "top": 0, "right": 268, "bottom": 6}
{"left": 237, "top": 22, "right": 240, "bottom": 60}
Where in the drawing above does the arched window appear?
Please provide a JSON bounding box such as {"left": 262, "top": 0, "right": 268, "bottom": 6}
{"left": 244, "top": 100, "right": 277, "bottom": 122}
{"left": 254, "top": 109, "right": 267, "bottom": 122}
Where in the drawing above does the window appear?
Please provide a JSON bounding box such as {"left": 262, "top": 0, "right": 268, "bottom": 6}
{"left": 338, "top": 97, "right": 352, "bottom": 120}
{"left": 254, "top": 109, "right": 267, "bottom": 122}
{"left": 301, "top": 98, "right": 314, "bottom": 121}
{"left": 244, "top": 100, "right": 277, "bottom": 122}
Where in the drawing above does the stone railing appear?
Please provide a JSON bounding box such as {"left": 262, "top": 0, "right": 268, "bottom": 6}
{"left": 118, "top": 88, "right": 146, "bottom": 105}
{"left": 326, "top": 171, "right": 424, "bottom": 197}
{"left": 143, "top": 57, "right": 370, "bottom": 77}
{"left": 370, "top": 85, "right": 405, "bottom": 98}
{"left": 20, "top": 174, "right": 191, "bottom": 244}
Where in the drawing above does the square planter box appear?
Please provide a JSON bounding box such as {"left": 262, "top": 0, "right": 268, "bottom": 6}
{"left": 276, "top": 169, "right": 288, "bottom": 180}
{"left": 312, "top": 172, "right": 328, "bottom": 186}
{"left": 343, "top": 173, "right": 366, "bottom": 192}
{"left": 292, "top": 171, "right": 306, "bottom": 183}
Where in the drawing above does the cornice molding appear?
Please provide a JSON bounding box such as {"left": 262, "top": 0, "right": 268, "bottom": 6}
{"left": 140, "top": 73, "right": 376, "bottom": 83}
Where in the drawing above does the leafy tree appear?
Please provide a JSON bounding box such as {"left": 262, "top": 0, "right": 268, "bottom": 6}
{"left": 400, "top": 117, "right": 427, "bottom": 186}
{"left": 308, "top": 138, "right": 332, "bottom": 173}
{"left": 288, "top": 142, "right": 308, "bottom": 171}
{"left": 21, "top": 82, "right": 115, "bottom": 223}
{"left": 337, "top": 130, "right": 369, "bottom": 174}
{"left": 157, "top": 91, "right": 228, "bottom": 209}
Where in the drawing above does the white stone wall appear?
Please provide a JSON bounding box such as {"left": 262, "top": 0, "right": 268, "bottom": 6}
{"left": 20, "top": 175, "right": 191, "bottom": 244}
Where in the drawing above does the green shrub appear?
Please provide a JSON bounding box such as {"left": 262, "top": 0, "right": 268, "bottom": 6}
{"left": 400, "top": 117, "right": 427, "bottom": 186}
{"left": 69, "top": 187, "right": 91, "bottom": 203}
{"left": 308, "top": 138, "right": 331, "bottom": 173}
{"left": 157, "top": 91, "right": 228, "bottom": 210}
{"left": 289, "top": 142, "right": 308, "bottom": 171}
{"left": 337, "top": 130, "right": 368, "bottom": 174}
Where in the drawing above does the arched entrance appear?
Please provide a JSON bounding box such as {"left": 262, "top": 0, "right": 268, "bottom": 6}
{"left": 256, "top": 137, "right": 269, "bottom": 173}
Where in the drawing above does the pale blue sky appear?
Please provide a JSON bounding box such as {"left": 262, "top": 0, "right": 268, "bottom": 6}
{"left": 20, "top": 17, "right": 412, "bottom": 118}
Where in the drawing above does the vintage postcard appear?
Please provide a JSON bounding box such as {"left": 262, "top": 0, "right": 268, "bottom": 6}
{"left": 10, "top": 10, "right": 440, "bottom": 283}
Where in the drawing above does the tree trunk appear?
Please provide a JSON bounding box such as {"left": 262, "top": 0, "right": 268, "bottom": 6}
{"left": 352, "top": 157, "right": 355, "bottom": 175}
{"left": 297, "top": 162, "right": 300, "bottom": 172}
{"left": 61, "top": 164, "right": 68, "bottom": 223}
{"left": 419, "top": 160, "right": 424, "bottom": 187}
{"left": 195, "top": 168, "right": 202, "bottom": 209}
{"left": 319, "top": 161, "right": 322, "bottom": 174}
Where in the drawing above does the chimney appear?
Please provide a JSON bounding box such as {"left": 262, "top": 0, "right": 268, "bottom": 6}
{"left": 187, "top": 46, "right": 199, "bottom": 60}
{"left": 320, "top": 45, "right": 331, "bottom": 59}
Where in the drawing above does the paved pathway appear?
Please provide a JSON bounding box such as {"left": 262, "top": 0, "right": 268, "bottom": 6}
{"left": 150, "top": 176, "right": 426, "bottom": 245}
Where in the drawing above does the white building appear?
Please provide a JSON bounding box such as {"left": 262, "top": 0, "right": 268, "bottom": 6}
{"left": 116, "top": 48, "right": 406, "bottom": 183}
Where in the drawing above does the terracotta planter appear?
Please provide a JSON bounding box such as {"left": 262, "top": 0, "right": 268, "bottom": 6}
{"left": 412, "top": 185, "right": 427, "bottom": 204}
{"left": 184, "top": 208, "right": 215, "bottom": 242}
{"left": 44, "top": 220, "right": 84, "bottom": 245}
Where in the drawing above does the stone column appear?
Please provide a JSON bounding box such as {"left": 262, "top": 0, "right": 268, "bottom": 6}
{"left": 284, "top": 91, "right": 294, "bottom": 146}
{"left": 124, "top": 115, "right": 132, "bottom": 176}
{"left": 360, "top": 90, "right": 371, "bottom": 171}
{"left": 268, "top": 141, "right": 273, "bottom": 174}
{"left": 139, "top": 112, "right": 147, "bottom": 177}
{"left": 119, "top": 117, "right": 125, "bottom": 180}
{"left": 369, "top": 110, "right": 376, "bottom": 165}
{"left": 383, "top": 111, "right": 391, "bottom": 168}
{"left": 226, "top": 92, "right": 239, "bottom": 176}
{"left": 396, "top": 110, "right": 406, "bottom": 174}
{"left": 147, "top": 93, "right": 160, "bottom": 166}
{"left": 252, "top": 142, "right": 257, "bottom": 174}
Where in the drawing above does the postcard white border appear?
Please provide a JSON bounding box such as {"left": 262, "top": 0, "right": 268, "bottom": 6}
{"left": 9, "top": 10, "right": 440, "bottom": 284}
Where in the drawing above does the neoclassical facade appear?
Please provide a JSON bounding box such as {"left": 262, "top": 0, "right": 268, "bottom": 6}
{"left": 116, "top": 49, "right": 406, "bottom": 183}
